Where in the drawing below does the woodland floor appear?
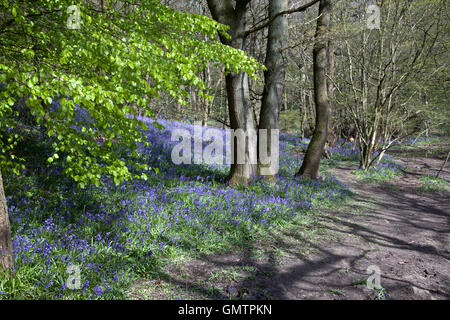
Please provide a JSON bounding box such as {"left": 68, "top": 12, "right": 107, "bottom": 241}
{"left": 128, "top": 142, "right": 450, "bottom": 300}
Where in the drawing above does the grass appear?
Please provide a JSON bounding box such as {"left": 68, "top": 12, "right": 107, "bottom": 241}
{"left": 351, "top": 279, "right": 366, "bottom": 286}
{"left": 417, "top": 175, "right": 448, "bottom": 193}
{"left": 352, "top": 158, "right": 402, "bottom": 184}
{"left": 328, "top": 288, "right": 343, "bottom": 296}
{"left": 374, "top": 286, "right": 388, "bottom": 300}
{"left": 353, "top": 167, "right": 400, "bottom": 183}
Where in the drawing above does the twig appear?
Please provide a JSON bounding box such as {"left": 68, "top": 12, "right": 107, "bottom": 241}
{"left": 244, "top": 0, "right": 320, "bottom": 36}
{"left": 436, "top": 149, "right": 450, "bottom": 178}
{"left": 211, "top": 117, "right": 230, "bottom": 128}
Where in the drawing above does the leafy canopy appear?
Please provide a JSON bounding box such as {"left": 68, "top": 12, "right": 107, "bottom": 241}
{"left": 0, "top": 0, "right": 262, "bottom": 187}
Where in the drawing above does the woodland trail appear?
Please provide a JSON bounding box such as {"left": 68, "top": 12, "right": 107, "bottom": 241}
{"left": 299, "top": 158, "right": 450, "bottom": 300}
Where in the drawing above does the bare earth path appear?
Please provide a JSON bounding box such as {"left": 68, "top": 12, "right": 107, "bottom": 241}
{"left": 303, "top": 160, "right": 450, "bottom": 300}
{"left": 129, "top": 151, "right": 450, "bottom": 300}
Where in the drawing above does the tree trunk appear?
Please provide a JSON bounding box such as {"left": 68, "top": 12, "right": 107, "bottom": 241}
{"left": 207, "top": 0, "right": 257, "bottom": 186}
{"left": 296, "top": 0, "right": 331, "bottom": 179}
{"left": 201, "top": 65, "right": 211, "bottom": 127}
{"left": 225, "top": 71, "right": 257, "bottom": 185}
{"left": 299, "top": 73, "right": 307, "bottom": 139}
{"left": 323, "top": 14, "right": 335, "bottom": 158}
{"left": 258, "top": 0, "right": 288, "bottom": 182}
{"left": 0, "top": 169, "right": 13, "bottom": 273}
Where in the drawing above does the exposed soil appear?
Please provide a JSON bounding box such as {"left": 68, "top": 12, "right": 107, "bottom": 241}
{"left": 129, "top": 144, "right": 450, "bottom": 300}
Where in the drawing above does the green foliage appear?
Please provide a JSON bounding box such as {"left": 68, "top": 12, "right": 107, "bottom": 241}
{"left": 0, "top": 0, "right": 262, "bottom": 187}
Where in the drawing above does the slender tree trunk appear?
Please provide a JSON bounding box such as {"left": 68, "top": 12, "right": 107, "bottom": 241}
{"left": 207, "top": 0, "right": 257, "bottom": 186}
{"left": 299, "top": 73, "right": 307, "bottom": 139}
{"left": 258, "top": 0, "right": 288, "bottom": 182}
{"left": 0, "top": 169, "right": 13, "bottom": 273}
{"left": 436, "top": 149, "right": 450, "bottom": 179}
{"left": 323, "top": 19, "right": 335, "bottom": 158}
{"left": 176, "top": 85, "right": 184, "bottom": 119}
{"left": 201, "top": 65, "right": 211, "bottom": 127}
{"left": 326, "top": 18, "right": 335, "bottom": 122}
{"left": 327, "top": 41, "right": 335, "bottom": 99}
{"left": 296, "top": 0, "right": 331, "bottom": 179}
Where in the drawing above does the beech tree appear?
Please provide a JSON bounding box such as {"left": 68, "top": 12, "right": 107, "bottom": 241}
{"left": 0, "top": 171, "right": 12, "bottom": 271}
{"left": 0, "top": 0, "right": 261, "bottom": 272}
{"left": 206, "top": 0, "right": 260, "bottom": 186}
{"left": 257, "top": 0, "right": 288, "bottom": 182}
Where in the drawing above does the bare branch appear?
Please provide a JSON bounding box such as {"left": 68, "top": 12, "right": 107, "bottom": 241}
{"left": 244, "top": 0, "right": 320, "bottom": 36}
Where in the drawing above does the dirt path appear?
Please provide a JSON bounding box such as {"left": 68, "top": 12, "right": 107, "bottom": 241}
{"left": 310, "top": 161, "right": 450, "bottom": 300}
{"left": 129, "top": 152, "right": 450, "bottom": 300}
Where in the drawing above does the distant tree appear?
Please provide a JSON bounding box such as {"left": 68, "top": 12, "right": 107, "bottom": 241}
{"left": 332, "top": 0, "right": 447, "bottom": 169}
{"left": 0, "top": 0, "right": 260, "bottom": 272}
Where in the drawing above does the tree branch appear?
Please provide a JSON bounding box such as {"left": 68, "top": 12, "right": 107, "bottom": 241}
{"left": 244, "top": 0, "right": 320, "bottom": 36}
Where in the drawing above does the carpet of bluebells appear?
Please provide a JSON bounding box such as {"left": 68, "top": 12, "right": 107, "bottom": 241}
{"left": 1, "top": 116, "right": 354, "bottom": 299}
{"left": 328, "top": 138, "right": 405, "bottom": 182}
{"left": 352, "top": 156, "right": 402, "bottom": 183}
